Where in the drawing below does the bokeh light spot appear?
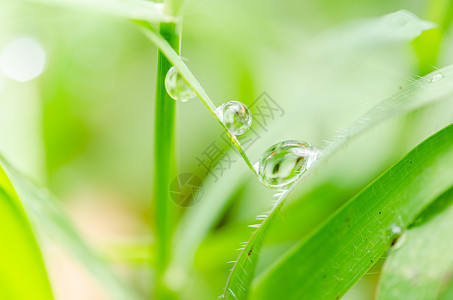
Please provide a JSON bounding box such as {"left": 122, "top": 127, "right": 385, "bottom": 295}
{"left": 0, "top": 38, "right": 46, "bottom": 82}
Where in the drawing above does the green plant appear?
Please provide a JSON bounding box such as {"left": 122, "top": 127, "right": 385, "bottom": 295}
{"left": 0, "top": 0, "right": 453, "bottom": 299}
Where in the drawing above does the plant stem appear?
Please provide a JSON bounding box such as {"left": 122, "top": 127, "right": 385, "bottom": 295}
{"left": 154, "top": 21, "right": 180, "bottom": 298}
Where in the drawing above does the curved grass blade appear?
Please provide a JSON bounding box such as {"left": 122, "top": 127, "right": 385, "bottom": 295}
{"left": 164, "top": 0, "right": 186, "bottom": 17}
{"left": 133, "top": 11, "right": 446, "bottom": 299}
{"left": 376, "top": 186, "right": 453, "bottom": 300}
{"left": 252, "top": 123, "right": 453, "bottom": 299}
{"left": 135, "top": 21, "right": 257, "bottom": 174}
{"left": 135, "top": 10, "right": 436, "bottom": 178}
{"left": 23, "top": 0, "right": 174, "bottom": 23}
{"left": 0, "top": 156, "right": 142, "bottom": 300}
{"left": 0, "top": 164, "right": 54, "bottom": 300}
{"left": 221, "top": 63, "right": 453, "bottom": 299}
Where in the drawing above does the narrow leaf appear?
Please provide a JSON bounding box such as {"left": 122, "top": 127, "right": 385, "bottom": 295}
{"left": 252, "top": 123, "right": 453, "bottom": 299}
{"left": 0, "top": 164, "right": 53, "bottom": 300}
{"left": 377, "top": 187, "right": 453, "bottom": 300}
{"left": 0, "top": 157, "right": 142, "bottom": 300}
{"left": 22, "top": 0, "right": 174, "bottom": 23}
{"left": 222, "top": 62, "right": 453, "bottom": 300}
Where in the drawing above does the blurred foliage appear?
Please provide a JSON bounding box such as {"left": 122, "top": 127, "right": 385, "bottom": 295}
{"left": 0, "top": 164, "right": 53, "bottom": 299}
{"left": 0, "top": 0, "right": 453, "bottom": 299}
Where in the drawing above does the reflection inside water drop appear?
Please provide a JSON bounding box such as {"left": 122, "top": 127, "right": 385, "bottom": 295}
{"left": 256, "top": 140, "right": 319, "bottom": 189}
{"left": 165, "top": 66, "right": 196, "bottom": 102}
{"left": 217, "top": 101, "right": 252, "bottom": 135}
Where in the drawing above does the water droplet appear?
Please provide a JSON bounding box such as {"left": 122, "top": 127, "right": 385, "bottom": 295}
{"left": 165, "top": 67, "right": 196, "bottom": 102}
{"left": 217, "top": 101, "right": 252, "bottom": 135}
{"left": 389, "top": 224, "right": 406, "bottom": 249}
{"left": 256, "top": 140, "right": 318, "bottom": 189}
{"left": 430, "top": 72, "right": 444, "bottom": 82}
{"left": 390, "top": 224, "right": 401, "bottom": 235}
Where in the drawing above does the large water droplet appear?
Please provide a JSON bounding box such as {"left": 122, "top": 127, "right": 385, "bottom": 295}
{"left": 217, "top": 101, "right": 252, "bottom": 135}
{"left": 256, "top": 140, "right": 318, "bottom": 189}
{"left": 165, "top": 66, "right": 196, "bottom": 102}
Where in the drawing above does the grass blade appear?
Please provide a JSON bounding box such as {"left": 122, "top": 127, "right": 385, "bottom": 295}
{"left": 221, "top": 62, "right": 453, "bottom": 299}
{"left": 153, "top": 21, "right": 180, "bottom": 298}
{"left": 21, "top": 0, "right": 174, "bottom": 23}
{"left": 376, "top": 186, "right": 453, "bottom": 300}
{"left": 135, "top": 21, "right": 257, "bottom": 174}
{"left": 134, "top": 11, "right": 442, "bottom": 299}
{"left": 412, "top": 0, "right": 453, "bottom": 75}
{"left": 0, "top": 157, "right": 142, "bottom": 300}
{"left": 0, "top": 164, "right": 54, "bottom": 300}
{"left": 252, "top": 123, "right": 453, "bottom": 299}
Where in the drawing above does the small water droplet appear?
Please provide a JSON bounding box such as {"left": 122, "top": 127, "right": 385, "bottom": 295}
{"left": 165, "top": 67, "right": 196, "bottom": 102}
{"left": 390, "top": 224, "right": 401, "bottom": 235}
{"left": 389, "top": 224, "right": 406, "bottom": 249}
{"left": 430, "top": 73, "right": 444, "bottom": 82}
{"left": 217, "top": 101, "right": 252, "bottom": 135}
{"left": 256, "top": 140, "right": 319, "bottom": 189}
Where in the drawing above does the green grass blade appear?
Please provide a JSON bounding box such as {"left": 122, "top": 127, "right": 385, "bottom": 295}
{"left": 376, "top": 187, "right": 453, "bottom": 300}
{"left": 22, "top": 0, "right": 174, "bottom": 23}
{"left": 135, "top": 21, "right": 257, "bottom": 174}
{"left": 136, "top": 11, "right": 442, "bottom": 299}
{"left": 412, "top": 0, "right": 453, "bottom": 75}
{"left": 164, "top": 0, "right": 185, "bottom": 17}
{"left": 252, "top": 123, "right": 453, "bottom": 299}
{"left": 221, "top": 62, "right": 453, "bottom": 300}
{"left": 0, "top": 157, "right": 142, "bottom": 300}
{"left": 153, "top": 21, "right": 180, "bottom": 298}
{"left": 0, "top": 164, "right": 54, "bottom": 300}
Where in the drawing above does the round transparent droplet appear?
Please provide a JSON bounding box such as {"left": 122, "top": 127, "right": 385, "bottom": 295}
{"left": 430, "top": 72, "right": 444, "bottom": 82}
{"left": 165, "top": 67, "right": 196, "bottom": 102}
{"left": 389, "top": 223, "right": 405, "bottom": 249}
{"left": 217, "top": 101, "right": 252, "bottom": 135}
{"left": 256, "top": 140, "right": 318, "bottom": 189}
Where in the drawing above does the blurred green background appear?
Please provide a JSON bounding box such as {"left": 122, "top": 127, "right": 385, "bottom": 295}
{"left": 0, "top": 0, "right": 452, "bottom": 299}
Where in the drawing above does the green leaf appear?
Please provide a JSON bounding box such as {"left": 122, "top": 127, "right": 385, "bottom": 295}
{"left": 412, "top": 0, "right": 453, "bottom": 75}
{"left": 0, "top": 157, "right": 142, "bottom": 300}
{"left": 132, "top": 10, "right": 445, "bottom": 298}
{"left": 134, "top": 11, "right": 439, "bottom": 296}
{"left": 153, "top": 21, "right": 180, "bottom": 299}
{"left": 0, "top": 164, "right": 53, "bottom": 300}
{"left": 376, "top": 187, "right": 453, "bottom": 300}
{"left": 251, "top": 123, "right": 453, "bottom": 299}
{"left": 135, "top": 21, "right": 257, "bottom": 173}
{"left": 164, "top": 0, "right": 186, "bottom": 17}
{"left": 221, "top": 61, "right": 453, "bottom": 300}
{"left": 22, "top": 0, "right": 174, "bottom": 23}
